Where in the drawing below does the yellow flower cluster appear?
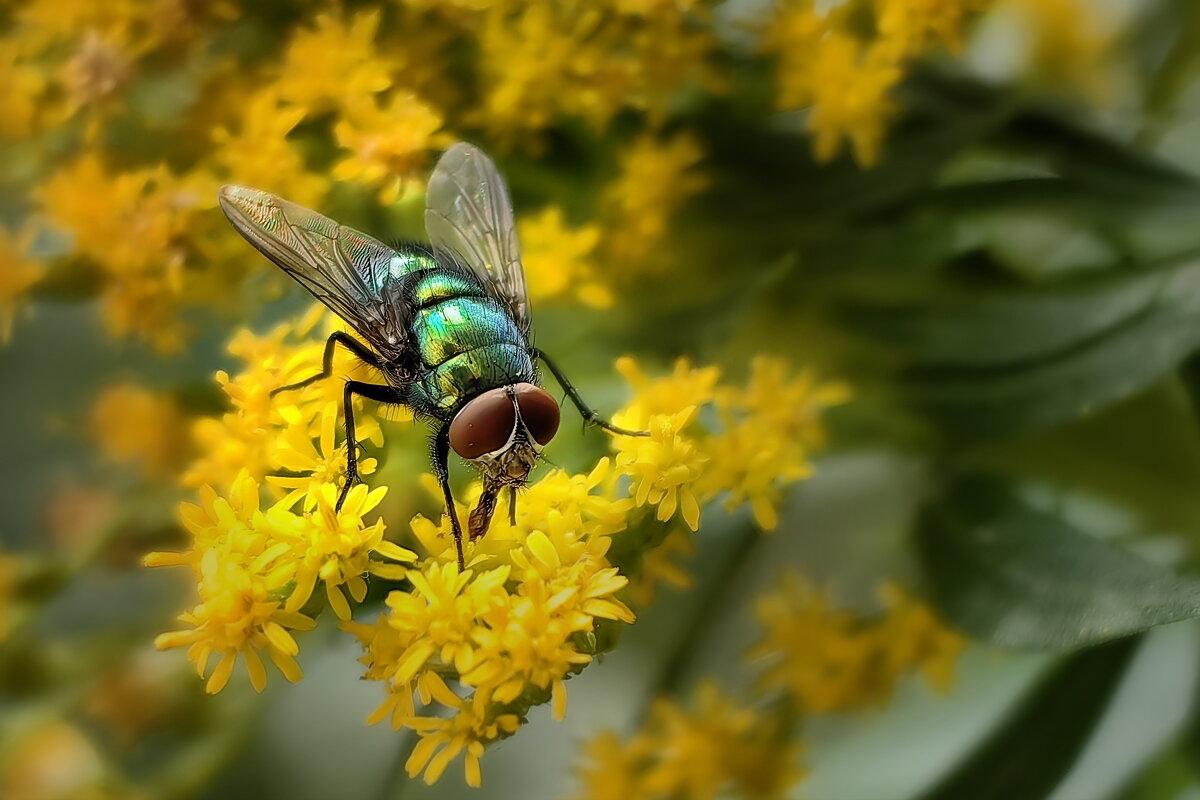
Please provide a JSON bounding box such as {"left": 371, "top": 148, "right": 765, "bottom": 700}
{"left": 182, "top": 306, "right": 387, "bottom": 492}
{"left": 519, "top": 207, "right": 612, "bottom": 309}
{"left": 763, "top": 0, "right": 991, "bottom": 165}
{"left": 3, "top": 0, "right": 727, "bottom": 350}
{"left": 147, "top": 470, "right": 415, "bottom": 693}
{"left": 573, "top": 575, "right": 964, "bottom": 798}
{"left": 612, "top": 356, "right": 848, "bottom": 535}
{"left": 36, "top": 154, "right": 211, "bottom": 352}
{"left": 348, "top": 459, "right": 636, "bottom": 787}
{"left": 572, "top": 683, "right": 803, "bottom": 800}
{"left": 465, "top": 1, "right": 721, "bottom": 145}
{"left": 602, "top": 133, "right": 708, "bottom": 270}
{"left": 148, "top": 301, "right": 843, "bottom": 787}
{"left": 749, "top": 576, "right": 965, "bottom": 711}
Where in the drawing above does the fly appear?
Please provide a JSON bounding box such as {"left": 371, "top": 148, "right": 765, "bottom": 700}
{"left": 218, "top": 143, "right": 644, "bottom": 570}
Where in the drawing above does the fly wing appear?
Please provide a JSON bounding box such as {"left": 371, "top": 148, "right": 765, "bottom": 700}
{"left": 219, "top": 185, "right": 410, "bottom": 360}
{"left": 424, "top": 143, "right": 531, "bottom": 333}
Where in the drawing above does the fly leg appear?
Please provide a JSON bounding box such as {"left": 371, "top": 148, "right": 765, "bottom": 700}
{"left": 508, "top": 486, "right": 518, "bottom": 526}
{"left": 433, "top": 423, "right": 467, "bottom": 570}
{"left": 337, "top": 381, "right": 403, "bottom": 512}
{"left": 271, "top": 332, "right": 382, "bottom": 396}
{"left": 532, "top": 348, "right": 648, "bottom": 437}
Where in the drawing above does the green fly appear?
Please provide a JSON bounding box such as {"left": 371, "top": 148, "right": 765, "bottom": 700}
{"left": 218, "top": 143, "right": 642, "bottom": 569}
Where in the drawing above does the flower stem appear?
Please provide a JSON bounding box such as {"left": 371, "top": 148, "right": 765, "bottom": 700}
{"left": 637, "top": 520, "right": 760, "bottom": 718}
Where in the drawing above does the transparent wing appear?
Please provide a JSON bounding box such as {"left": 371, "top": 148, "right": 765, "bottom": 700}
{"left": 424, "top": 143, "right": 531, "bottom": 332}
{"left": 219, "top": 185, "right": 410, "bottom": 359}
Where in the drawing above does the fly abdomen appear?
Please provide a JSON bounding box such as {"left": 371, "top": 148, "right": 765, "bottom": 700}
{"left": 413, "top": 343, "right": 535, "bottom": 412}
{"left": 413, "top": 295, "right": 523, "bottom": 366}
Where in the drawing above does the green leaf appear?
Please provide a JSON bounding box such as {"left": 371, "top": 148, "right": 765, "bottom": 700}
{"left": 1113, "top": 743, "right": 1197, "bottom": 800}
{"left": 975, "top": 380, "right": 1200, "bottom": 542}
{"left": 905, "top": 301, "right": 1200, "bottom": 442}
{"left": 917, "top": 637, "right": 1140, "bottom": 800}
{"left": 842, "top": 251, "right": 1200, "bottom": 369}
{"left": 917, "top": 474, "right": 1200, "bottom": 649}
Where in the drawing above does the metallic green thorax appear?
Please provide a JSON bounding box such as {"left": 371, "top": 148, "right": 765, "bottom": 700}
{"left": 391, "top": 253, "right": 535, "bottom": 415}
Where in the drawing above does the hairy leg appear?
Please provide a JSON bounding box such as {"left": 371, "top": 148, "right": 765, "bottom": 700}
{"left": 532, "top": 348, "right": 647, "bottom": 437}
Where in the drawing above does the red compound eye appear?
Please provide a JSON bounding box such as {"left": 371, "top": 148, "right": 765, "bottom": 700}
{"left": 449, "top": 388, "right": 517, "bottom": 459}
{"left": 514, "top": 383, "right": 560, "bottom": 446}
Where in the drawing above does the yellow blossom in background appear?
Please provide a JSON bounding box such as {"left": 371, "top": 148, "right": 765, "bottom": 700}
{"left": 0, "top": 41, "right": 48, "bottom": 139}
{"left": 626, "top": 528, "right": 694, "bottom": 606}
{"left": 519, "top": 206, "right": 612, "bottom": 309}
{"left": 90, "top": 382, "right": 188, "bottom": 478}
{"left": 471, "top": 1, "right": 719, "bottom": 144}
{"left": 0, "top": 225, "right": 45, "bottom": 342}
{"left": 764, "top": 0, "right": 991, "bottom": 164}
{"left": 749, "top": 573, "right": 964, "bottom": 712}
{"left": 332, "top": 93, "right": 450, "bottom": 205}
{"left": 0, "top": 723, "right": 107, "bottom": 800}
{"left": 878, "top": 0, "right": 988, "bottom": 58}
{"left": 273, "top": 10, "right": 393, "bottom": 116}
{"left": 36, "top": 154, "right": 206, "bottom": 351}
{"left": 614, "top": 356, "right": 720, "bottom": 422}
{"left": 16, "top": 0, "right": 147, "bottom": 51}
{"left": 1006, "top": 0, "right": 1117, "bottom": 99}
{"left": 602, "top": 133, "right": 708, "bottom": 268}
{"left": 806, "top": 35, "right": 903, "bottom": 166}
{"left": 572, "top": 683, "right": 803, "bottom": 800}
{"left": 62, "top": 30, "right": 133, "bottom": 125}
{"left": 703, "top": 359, "right": 849, "bottom": 529}
{"left": 209, "top": 88, "right": 328, "bottom": 209}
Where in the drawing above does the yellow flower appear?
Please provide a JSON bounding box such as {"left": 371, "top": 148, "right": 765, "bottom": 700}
{"left": 613, "top": 407, "right": 707, "bottom": 530}
{"left": 807, "top": 35, "right": 903, "bottom": 166}
{"left": 613, "top": 356, "right": 720, "bottom": 422}
{"left": 267, "top": 401, "right": 381, "bottom": 510}
{"left": 89, "top": 382, "right": 188, "bottom": 478}
{"left": 762, "top": 0, "right": 827, "bottom": 109}
{"left": 626, "top": 528, "right": 694, "bottom": 606}
{"left": 332, "top": 93, "right": 450, "bottom": 204}
{"left": 0, "top": 224, "right": 44, "bottom": 342}
{"left": 519, "top": 206, "right": 612, "bottom": 309}
{"left": 877, "top": 0, "right": 990, "bottom": 58}
{"left": 472, "top": 2, "right": 719, "bottom": 143}
{"left": 0, "top": 39, "right": 48, "bottom": 139}
{"left": 572, "top": 683, "right": 803, "bottom": 800}
{"left": 877, "top": 582, "right": 966, "bottom": 691}
{"left": 150, "top": 469, "right": 413, "bottom": 691}
{"left": 273, "top": 10, "right": 393, "bottom": 116}
{"left": 602, "top": 133, "right": 708, "bottom": 268}
{"left": 702, "top": 358, "right": 849, "bottom": 530}
{"left": 401, "top": 672, "right": 521, "bottom": 788}
{"left": 182, "top": 307, "right": 385, "bottom": 491}
{"left": 748, "top": 574, "right": 963, "bottom": 712}
{"left": 62, "top": 30, "right": 132, "bottom": 122}
{"left": 1006, "top": 0, "right": 1117, "bottom": 99}
{"left": 209, "top": 88, "right": 328, "bottom": 209}
{"left": 153, "top": 548, "right": 315, "bottom": 694}
{"left": 36, "top": 155, "right": 205, "bottom": 350}
{"left": 270, "top": 482, "right": 415, "bottom": 621}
